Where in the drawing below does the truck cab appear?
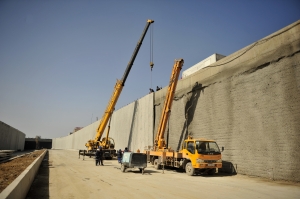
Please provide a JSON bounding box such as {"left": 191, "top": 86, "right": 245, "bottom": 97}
{"left": 181, "top": 138, "right": 223, "bottom": 175}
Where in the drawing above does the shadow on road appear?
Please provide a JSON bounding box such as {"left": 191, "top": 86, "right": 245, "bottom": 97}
{"left": 113, "top": 165, "right": 161, "bottom": 175}
{"left": 26, "top": 150, "right": 50, "bottom": 199}
{"left": 127, "top": 169, "right": 160, "bottom": 175}
{"left": 219, "top": 161, "right": 237, "bottom": 175}
{"left": 158, "top": 165, "right": 237, "bottom": 177}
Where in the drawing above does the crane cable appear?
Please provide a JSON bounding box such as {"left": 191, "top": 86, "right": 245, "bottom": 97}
{"left": 150, "top": 23, "right": 154, "bottom": 89}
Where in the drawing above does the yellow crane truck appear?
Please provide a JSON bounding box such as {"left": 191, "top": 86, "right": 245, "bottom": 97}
{"left": 79, "top": 19, "right": 154, "bottom": 160}
{"left": 145, "top": 58, "right": 223, "bottom": 175}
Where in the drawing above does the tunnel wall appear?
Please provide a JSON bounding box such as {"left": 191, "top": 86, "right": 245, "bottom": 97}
{"left": 52, "top": 20, "right": 300, "bottom": 182}
{"left": 0, "top": 121, "right": 25, "bottom": 151}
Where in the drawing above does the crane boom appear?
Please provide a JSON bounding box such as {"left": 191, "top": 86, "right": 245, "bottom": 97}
{"left": 85, "top": 19, "right": 154, "bottom": 151}
{"left": 154, "top": 59, "right": 184, "bottom": 150}
{"left": 147, "top": 58, "right": 222, "bottom": 176}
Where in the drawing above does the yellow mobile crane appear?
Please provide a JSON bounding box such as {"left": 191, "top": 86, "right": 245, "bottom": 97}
{"left": 145, "top": 58, "right": 223, "bottom": 176}
{"left": 79, "top": 19, "right": 154, "bottom": 159}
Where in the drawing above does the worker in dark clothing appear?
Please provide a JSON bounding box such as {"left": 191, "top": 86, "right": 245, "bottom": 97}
{"left": 95, "top": 147, "right": 104, "bottom": 166}
{"left": 99, "top": 147, "right": 104, "bottom": 165}
{"left": 156, "top": 86, "right": 161, "bottom": 91}
{"left": 117, "top": 149, "right": 123, "bottom": 163}
{"left": 149, "top": 88, "right": 154, "bottom": 93}
{"left": 124, "top": 147, "right": 129, "bottom": 152}
{"left": 95, "top": 148, "right": 101, "bottom": 166}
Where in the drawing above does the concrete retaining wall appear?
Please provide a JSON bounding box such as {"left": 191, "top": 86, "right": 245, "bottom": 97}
{"left": 0, "top": 150, "right": 47, "bottom": 199}
{"left": 53, "top": 94, "right": 154, "bottom": 152}
{"left": 154, "top": 20, "right": 300, "bottom": 182}
{"left": 0, "top": 121, "right": 25, "bottom": 151}
{"left": 52, "top": 20, "right": 300, "bottom": 182}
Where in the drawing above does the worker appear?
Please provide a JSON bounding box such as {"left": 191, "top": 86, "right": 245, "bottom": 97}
{"left": 117, "top": 149, "right": 123, "bottom": 163}
{"left": 156, "top": 86, "right": 161, "bottom": 91}
{"left": 187, "top": 142, "right": 195, "bottom": 154}
{"left": 149, "top": 88, "right": 154, "bottom": 93}
{"left": 98, "top": 147, "right": 104, "bottom": 166}
{"left": 95, "top": 148, "right": 101, "bottom": 166}
{"left": 124, "top": 147, "right": 129, "bottom": 152}
{"left": 199, "top": 142, "right": 206, "bottom": 152}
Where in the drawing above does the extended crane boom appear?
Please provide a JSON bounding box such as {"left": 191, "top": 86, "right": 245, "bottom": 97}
{"left": 154, "top": 59, "right": 184, "bottom": 150}
{"left": 81, "top": 19, "right": 154, "bottom": 159}
{"left": 146, "top": 59, "right": 223, "bottom": 176}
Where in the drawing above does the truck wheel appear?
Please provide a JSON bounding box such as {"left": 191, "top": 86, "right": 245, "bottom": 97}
{"left": 185, "top": 162, "right": 195, "bottom": 176}
{"left": 154, "top": 159, "right": 161, "bottom": 170}
{"left": 150, "top": 156, "right": 155, "bottom": 165}
{"left": 139, "top": 168, "right": 144, "bottom": 174}
{"left": 208, "top": 168, "right": 216, "bottom": 175}
{"left": 121, "top": 164, "right": 125, "bottom": 172}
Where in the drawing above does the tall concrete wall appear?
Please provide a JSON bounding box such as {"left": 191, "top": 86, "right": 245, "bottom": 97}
{"left": 154, "top": 20, "right": 300, "bottom": 182}
{"left": 52, "top": 20, "right": 300, "bottom": 182}
{"left": 52, "top": 94, "right": 154, "bottom": 152}
{"left": 0, "top": 121, "right": 25, "bottom": 150}
{"left": 52, "top": 121, "right": 99, "bottom": 150}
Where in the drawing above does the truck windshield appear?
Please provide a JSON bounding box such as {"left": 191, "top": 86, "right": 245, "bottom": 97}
{"left": 196, "top": 141, "right": 221, "bottom": 154}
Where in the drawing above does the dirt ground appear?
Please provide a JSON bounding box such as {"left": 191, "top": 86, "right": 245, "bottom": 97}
{"left": 27, "top": 150, "right": 300, "bottom": 199}
{"left": 0, "top": 149, "right": 45, "bottom": 193}
{"left": 1, "top": 149, "right": 300, "bottom": 198}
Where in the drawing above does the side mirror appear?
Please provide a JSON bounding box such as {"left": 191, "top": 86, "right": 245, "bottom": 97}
{"left": 222, "top": 147, "right": 224, "bottom": 152}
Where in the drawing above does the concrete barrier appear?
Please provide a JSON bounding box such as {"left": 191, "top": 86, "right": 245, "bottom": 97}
{"left": 0, "top": 121, "right": 25, "bottom": 151}
{"left": 0, "top": 150, "right": 47, "bottom": 199}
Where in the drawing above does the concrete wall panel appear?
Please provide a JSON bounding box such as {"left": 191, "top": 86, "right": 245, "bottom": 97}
{"left": 52, "top": 121, "right": 100, "bottom": 150}
{"left": 0, "top": 121, "right": 25, "bottom": 151}
{"left": 129, "top": 94, "right": 154, "bottom": 152}
{"left": 108, "top": 101, "right": 136, "bottom": 151}
{"left": 73, "top": 122, "right": 99, "bottom": 150}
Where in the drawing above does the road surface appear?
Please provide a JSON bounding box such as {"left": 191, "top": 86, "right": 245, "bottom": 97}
{"left": 26, "top": 149, "right": 300, "bottom": 199}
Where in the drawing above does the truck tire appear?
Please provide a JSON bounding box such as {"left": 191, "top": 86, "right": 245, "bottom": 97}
{"left": 185, "top": 162, "right": 195, "bottom": 176}
{"left": 139, "top": 168, "right": 144, "bottom": 175}
{"left": 208, "top": 168, "right": 216, "bottom": 175}
{"left": 154, "top": 159, "right": 161, "bottom": 170}
{"left": 150, "top": 156, "right": 155, "bottom": 165}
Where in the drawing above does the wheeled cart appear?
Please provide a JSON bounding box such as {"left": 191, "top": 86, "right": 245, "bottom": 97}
{"left": 121, "top": 152, "right": 147, "bottom": 174}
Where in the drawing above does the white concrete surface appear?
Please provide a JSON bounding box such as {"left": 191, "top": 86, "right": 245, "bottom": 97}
{"left": 0, "top": 150, "right": 47, "bottom": 199}
{"left": 0, "top": 121, "right": 25, "bottom": 151}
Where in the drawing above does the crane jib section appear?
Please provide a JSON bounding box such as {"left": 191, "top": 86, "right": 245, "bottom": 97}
{"left": 95, "top": 80, "right": 123, "bottom": 141}
{"left": 89, "top": 19, "right": 154, "bottom": 147}
{"left": 155, "top": 59, "right": 184, "bottom": 150}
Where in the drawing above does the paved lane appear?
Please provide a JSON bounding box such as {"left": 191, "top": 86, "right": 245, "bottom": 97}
{"left": 26, "top": 149, "right": 300, "bottom": 199}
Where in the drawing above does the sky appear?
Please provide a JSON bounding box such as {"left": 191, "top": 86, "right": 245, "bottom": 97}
{"left": 0, "top": 0, "right": 299, "bottom": 139}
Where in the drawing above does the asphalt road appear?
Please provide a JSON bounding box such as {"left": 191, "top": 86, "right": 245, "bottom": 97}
{"left": 26, "top": 149, "right": 300, "bottom": 199}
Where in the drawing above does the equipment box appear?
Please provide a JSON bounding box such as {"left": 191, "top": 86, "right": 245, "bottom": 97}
{"left": 121, "top": 152, "right": 147, "bottom": 174}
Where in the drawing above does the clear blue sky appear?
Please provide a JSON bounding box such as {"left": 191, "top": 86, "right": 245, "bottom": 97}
{"left": 0, "top": 0, "right": 299, "bottom": 139}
